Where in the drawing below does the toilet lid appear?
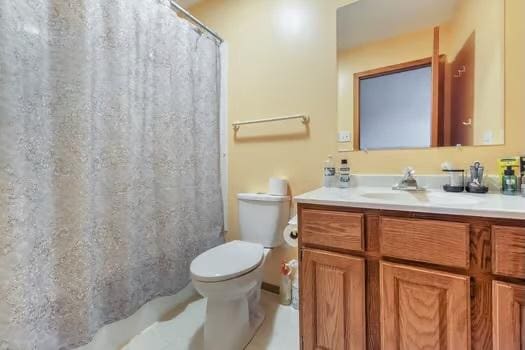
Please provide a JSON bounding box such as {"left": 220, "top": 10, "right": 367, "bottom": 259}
{"left": 190, "top": 240, "right": 264, "bottom": 282}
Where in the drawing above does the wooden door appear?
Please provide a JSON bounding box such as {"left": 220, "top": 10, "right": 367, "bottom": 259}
{"left": 493, "top": 281, "right": 525, "bottom": 349}
{"left": 380, "top": 261, "right": 470, "bottom": 349}
{"left": 450, "top": 32, "right": 475, "bottom": 146}
{"left": 301, "top": 249, "right": 365, "bottom": 350}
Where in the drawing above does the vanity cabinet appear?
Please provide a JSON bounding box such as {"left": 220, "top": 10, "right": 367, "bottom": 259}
{"left": 298, "top": 203, "right": 525, "bottom": 350}
{"left": 301, "top": 249, "right": 365, "bottom": 350}
{"left": 492, "top": 281, "right": 525, "bottom": 349}
{"left": 379, "top": 217, "right": 470, "bottom": 269}
{"left": 492, "top": 225, "right": 525, "bottom": 279}
{"left": 380, "top": 262, "right": 469, "bottom": 349}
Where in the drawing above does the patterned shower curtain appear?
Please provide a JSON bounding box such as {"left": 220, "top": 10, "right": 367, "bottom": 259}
{"left": 0, "top": 0, "right": 224, "bottom": 348}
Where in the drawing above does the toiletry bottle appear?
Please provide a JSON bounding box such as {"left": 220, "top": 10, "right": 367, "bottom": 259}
{"left": 338, "top": 159, "right": 350, "bottom": 188}
{"left": 521, "top": 174, "right": 525, "bottom": 197}
{"left": 502, "top": 166, "right": 518, "bottom": 195}
{"left": 287, "top": 259, "right": 299, "bottom": 310}
{"left": 292, "top": 273, "right": 299, "bottom": 310}
{"left": 323, "top": 155, "right": 336, "bottom": 187}
{"left": 279, "top": 262, "right": 292, "bottom": 305}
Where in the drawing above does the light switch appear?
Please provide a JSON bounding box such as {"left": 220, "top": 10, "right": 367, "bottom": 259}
{"left": 338, "top": 130, "right": 351, "bottom": 143}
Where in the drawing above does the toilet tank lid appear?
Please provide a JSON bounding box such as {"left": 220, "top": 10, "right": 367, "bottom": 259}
{"left": 237, "top": 193, "right": 290, "bottom": 202}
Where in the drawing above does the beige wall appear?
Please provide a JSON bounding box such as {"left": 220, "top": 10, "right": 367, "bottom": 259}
{"left": 192, "top": 0, "right": 341, "bottom": 285}
{"left": 192, "top": 0, "right": 525, "bottom": 286}
{"left": 337, "top": 28, "right": 434, "bottom": 139}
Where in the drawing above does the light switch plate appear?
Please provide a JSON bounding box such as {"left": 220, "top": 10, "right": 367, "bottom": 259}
{"left": 338, "top": 130, "right": 351, "bottom": 143}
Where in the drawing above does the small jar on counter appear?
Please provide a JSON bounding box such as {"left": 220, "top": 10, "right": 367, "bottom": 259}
{"left": 502, "top": 166, "right": 518, "bottom": 195}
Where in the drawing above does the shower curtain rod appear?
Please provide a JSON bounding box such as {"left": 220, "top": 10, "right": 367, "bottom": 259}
{"left": 169, "top": 0, "right": 224, "bottom": 43}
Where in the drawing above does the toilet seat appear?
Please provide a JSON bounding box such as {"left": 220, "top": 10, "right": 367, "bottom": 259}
{"left": 190, "top": 240, "right": 264, "bottom": 282}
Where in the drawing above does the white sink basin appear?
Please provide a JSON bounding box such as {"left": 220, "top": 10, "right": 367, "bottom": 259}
{"left": 359, "top": 191, "right": 482, "bottom": 206}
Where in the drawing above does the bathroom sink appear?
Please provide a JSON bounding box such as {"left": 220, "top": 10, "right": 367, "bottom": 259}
{"left": 358, "top": 191, "right": 482, "bottom": 206}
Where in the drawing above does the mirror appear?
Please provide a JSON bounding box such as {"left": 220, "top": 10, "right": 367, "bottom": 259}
{"left": 337, "top": 0, "right": 504, "bottom": 150}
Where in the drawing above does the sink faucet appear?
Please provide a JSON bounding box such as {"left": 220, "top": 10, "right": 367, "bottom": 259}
{"left": 393, "top": 167, "right": 425, "bottom": 191}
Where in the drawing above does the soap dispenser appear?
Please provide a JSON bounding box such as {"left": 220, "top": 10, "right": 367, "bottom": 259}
{"left": 502, "top": 166, "right": 518, "bottom": 195}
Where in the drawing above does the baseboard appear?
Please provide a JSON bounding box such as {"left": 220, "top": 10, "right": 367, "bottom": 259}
{"left": 261, "top": 282, "right": 279, "bottom": 294}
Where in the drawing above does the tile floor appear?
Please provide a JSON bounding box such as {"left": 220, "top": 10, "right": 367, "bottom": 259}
{"left": 123, "top": 291, "right": 299, "bottom": 350}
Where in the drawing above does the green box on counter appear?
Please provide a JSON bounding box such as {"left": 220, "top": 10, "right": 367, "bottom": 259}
{"left": 498, "top": 157, "right": 520, "bottom": 179}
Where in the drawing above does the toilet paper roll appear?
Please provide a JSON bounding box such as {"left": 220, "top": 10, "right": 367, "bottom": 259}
{"left": 283, "top": 224, "right": 298, "bottom": 247}
{"left": 268, "top": 177, "right": 288, "bottom": 196}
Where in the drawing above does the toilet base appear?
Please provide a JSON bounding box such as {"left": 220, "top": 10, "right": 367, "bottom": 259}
{"left": 203, "top": 284, "right": 264, "bottom": 350}
{"left": 192, "top": 245, "right": 271, "bottom": 350}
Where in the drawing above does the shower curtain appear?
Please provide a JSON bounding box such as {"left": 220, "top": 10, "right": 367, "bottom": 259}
{"left": 0, "top": 0, "right": 224, "bottom": 348}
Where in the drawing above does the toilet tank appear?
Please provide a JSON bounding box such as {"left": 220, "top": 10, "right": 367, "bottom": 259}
{"left": 237, "top": 193, "right": 290, "bottom": 248}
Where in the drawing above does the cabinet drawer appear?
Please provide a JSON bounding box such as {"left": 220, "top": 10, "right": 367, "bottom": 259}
{"left": 380, "top": 217, "right": 470, "bottom": 268}
{"left": 301, "top": 209, "right": 364, "bottom": 251}
{"left": 492, "top": 225, "right": 525, "bottom": 279}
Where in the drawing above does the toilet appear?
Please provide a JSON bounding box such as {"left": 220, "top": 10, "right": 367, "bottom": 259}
{"left": 190, "top": 192, "right": 290, "bottom": 350}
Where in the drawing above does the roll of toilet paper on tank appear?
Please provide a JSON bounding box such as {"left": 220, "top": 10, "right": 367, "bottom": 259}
{"left": 268, "top": 177, "right": 288, "bottom": 196}
{"left": 283, "top": 215, "right": 298, "bottom": 247}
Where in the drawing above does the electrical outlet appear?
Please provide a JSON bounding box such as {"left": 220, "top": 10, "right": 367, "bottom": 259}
{"left": 338, "top": 130, "right": 351, "bottom": 143}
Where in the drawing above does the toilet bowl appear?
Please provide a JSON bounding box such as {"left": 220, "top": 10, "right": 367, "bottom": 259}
{"left": 190, "top": 193, "right": 289, "bottom": 350}
{"left": 191, "top": 241, "right": 269, "bottom": 350}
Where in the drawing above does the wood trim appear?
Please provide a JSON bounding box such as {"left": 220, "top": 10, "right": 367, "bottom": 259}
{"left": 470, "top": 224, "right": 492, "bottom": 274}
{"left": 298, "top": 205, "right": 305, "bottom": 349}
{"left": 352, "top": 57, "right": 432, "bottom": 151}
{"left": 353, "top": 74, "right": 360, "bottom": 150}
{"left": 366, "top": 259, "right": 381, "bottom": 349}
{"left": 261, "top": 282, "right": 280, "bottom": 294}
{"left": 438, "top": 53, "right": 447, "bottom": 146}
{"left": 354, "top": 57, "right": 432, "bottom": 80}
{"left": 471, "top": 278, "right": 493, "bottom": 349}
{"left": 431, "top": 26, "right": 440, "bottom": 146}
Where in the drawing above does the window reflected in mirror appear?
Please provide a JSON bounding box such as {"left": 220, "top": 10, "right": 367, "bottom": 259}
{"left": 357, "top": 60, "right": 432, "bottom": 150}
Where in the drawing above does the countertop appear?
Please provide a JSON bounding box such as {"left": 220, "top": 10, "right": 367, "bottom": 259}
{"left": 295, "top": 186, "right": 525, "bottom": 220}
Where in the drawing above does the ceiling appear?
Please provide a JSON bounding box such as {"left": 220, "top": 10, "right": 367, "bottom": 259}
{"left": 337, "top": 0, "right": 460, "bottom": 51}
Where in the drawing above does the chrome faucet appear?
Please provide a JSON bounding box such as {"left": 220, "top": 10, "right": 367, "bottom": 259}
{"left": 392, "top": 167, "right": 425, "bottom": 191}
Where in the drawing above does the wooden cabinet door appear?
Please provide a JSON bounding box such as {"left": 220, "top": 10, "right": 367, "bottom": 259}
{"left": 301, "top": 249, "right": 365, "bottom": 350}
{"left": 380, "top": 261, "right": 470, "bottom": 349}
{"left": 493, "top": 281, "right": 525, "bottom": 349}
